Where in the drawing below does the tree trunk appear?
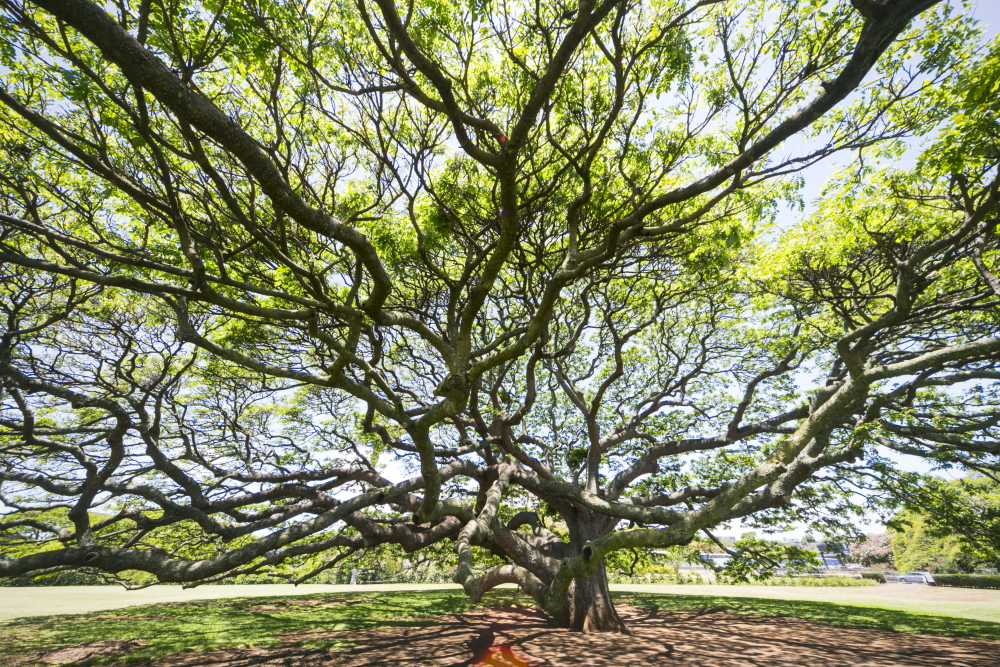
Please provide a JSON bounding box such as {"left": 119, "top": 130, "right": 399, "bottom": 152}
{"left": 561, "top": 561, "right": 630, "bottom": 633}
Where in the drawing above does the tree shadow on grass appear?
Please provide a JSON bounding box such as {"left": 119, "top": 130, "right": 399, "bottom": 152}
{"left": 124, "top": 605, "right": 1000, "bottom": 667}
{"left": 614, "top": 592, "right": 1000, "bottom": 641}
{"left": 5, "top": 588, "right": 997, "bottom": 666}
{"left": 0, "top": 589, "right": 480, "bottom": 665}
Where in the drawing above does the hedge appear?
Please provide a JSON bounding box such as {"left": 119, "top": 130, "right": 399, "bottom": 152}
{"left": 608, "top": 572, "right": 707, "bottom": 585}
{"left": 1, "top": 571, "right": 106, "bottom": 587}
{"left": 861, "top": 572, "right": 887, "bottom": 583}
{"left": 606, "top": 572, "right": 881, "bottom": 587}
{"left": 932, "top": 574, "right": 1000, "bottom": 589}
{"left": 744, "top": 576, "right": 877, "bottom": 587}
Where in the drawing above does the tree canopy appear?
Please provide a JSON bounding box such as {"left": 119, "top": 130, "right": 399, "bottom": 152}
{"left": 1, "top": 0, "right": 999, "bottom": 632}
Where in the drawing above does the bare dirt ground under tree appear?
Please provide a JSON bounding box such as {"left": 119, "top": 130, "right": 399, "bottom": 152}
{"left": 102, "top": 605, "right": 997, "bottom": 667}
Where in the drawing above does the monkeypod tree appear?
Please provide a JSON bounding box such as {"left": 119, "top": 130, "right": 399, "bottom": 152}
{"left": 1, "top": 0, "right": 999, "bottom": 633}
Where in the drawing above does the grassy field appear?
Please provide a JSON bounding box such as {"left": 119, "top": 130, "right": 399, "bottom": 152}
{"left": 0, "top": 588, "right": 482, "bottom": 666}
{"left": 616, "top": 591, "right": 1000, "bottom": 641}
{"left": 0, "top": 583, "right": 460, "bottom": 622}
{"left": 1, "top": 586, "right": 998, "bottom": 665}
{"left": 5, "top": 582, "right": 998, "bottom": 624}
{"left": 610, "top": 583, "right": 1000, "bottom": 624}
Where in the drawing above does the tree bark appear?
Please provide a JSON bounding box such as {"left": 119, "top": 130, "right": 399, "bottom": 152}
{"left": 561, "top": 561, "right": 629, "bottom": 633}
{"left": 556, "top": 514, "right": 630, "bottom": 633}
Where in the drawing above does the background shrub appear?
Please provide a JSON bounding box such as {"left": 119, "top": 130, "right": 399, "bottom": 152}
{"left": 607, "top": 572, "right": 706, "bottom": 585}
{"left": 2, "top": 571, "right": 106, "bottom": 587}
{"left": 736, "top": 577, "right": 877, "bottom": 587}
{"left": 932, "top": 574, "right": 1000, "bottom": 589}
{"left": 851, "top": 534, "right": 895, "bottom": 568}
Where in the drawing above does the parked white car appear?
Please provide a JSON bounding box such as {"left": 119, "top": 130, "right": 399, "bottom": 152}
{"left": 898, "top": 571, "right": 935, "bottom": 584}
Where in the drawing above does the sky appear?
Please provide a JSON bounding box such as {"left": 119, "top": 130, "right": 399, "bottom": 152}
{"left": 971, "top": 0, "right": 999, "bottom": 38}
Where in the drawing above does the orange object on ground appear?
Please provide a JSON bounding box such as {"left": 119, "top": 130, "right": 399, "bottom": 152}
{"left": 475, "top": 644, "right": 529, "bottom": 666}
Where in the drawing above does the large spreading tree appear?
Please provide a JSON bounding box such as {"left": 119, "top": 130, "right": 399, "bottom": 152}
{"left": 1, "top": 0, "right": 999, "bottom": 632}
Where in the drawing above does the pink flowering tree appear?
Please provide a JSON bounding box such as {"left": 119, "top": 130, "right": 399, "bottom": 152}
{"left": 850, "top": 534, "right": 894, "bottom": 568}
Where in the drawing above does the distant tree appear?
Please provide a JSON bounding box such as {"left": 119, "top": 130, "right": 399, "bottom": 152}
{"left": 1, "top": 0, "right": 998, "bottom": 634}
{"left": 850, "top": 534, "right": 895, "bottom": 568}
{"left": 891, "top": 512, "right": 970, "bottom": 572}
{"left": 889, "top": 476, "right": 1000, "bottom": 572}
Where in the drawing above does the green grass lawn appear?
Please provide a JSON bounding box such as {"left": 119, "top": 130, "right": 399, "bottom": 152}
{"left": 618, "top": 592, "right": 1000, "bottom": 641}
{"left": 1, "top": 588, "right": 997, "bottom": 666}
{"left": 0, "top": 583, "right": 465, "bottom": 622}
{"left": 0, "top": 589, "right": 492, "bottom": 666}
{"left": 610, "top": 583, "right": 1000, "bottom": 624}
